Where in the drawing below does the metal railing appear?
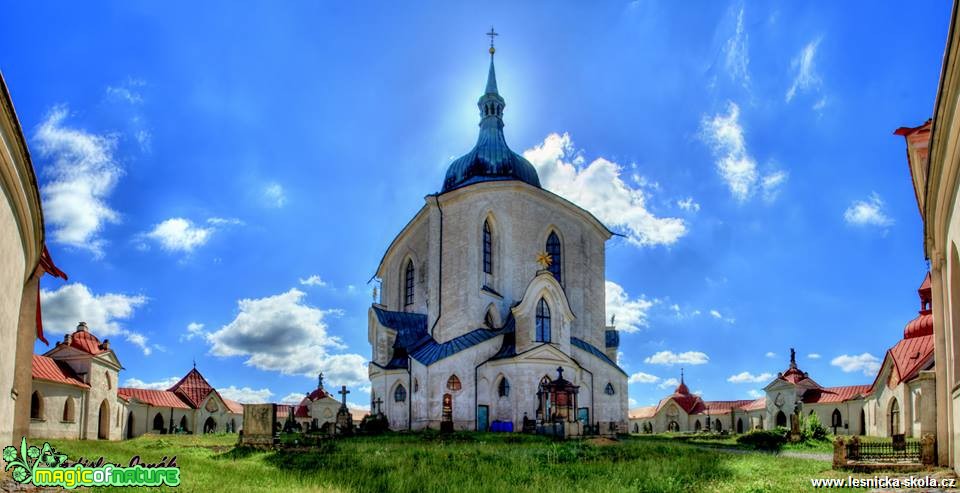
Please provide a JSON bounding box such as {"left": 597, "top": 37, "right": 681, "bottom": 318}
{"left": 846, "top": 439, "right": 921, "bottom": 463}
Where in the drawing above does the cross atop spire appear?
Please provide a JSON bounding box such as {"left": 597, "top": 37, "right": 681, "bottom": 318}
{"left": 487, "top": 27, "right": 498, "bottom": 54}
{"left": 789, "top": 348, "right": 797, "bottom": 369}
{"left": 680, "top": 367, "right": 684, "bottom": 384}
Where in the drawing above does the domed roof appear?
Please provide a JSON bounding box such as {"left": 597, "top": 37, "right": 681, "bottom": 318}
{"left": 441, "top": 48, "right": 541, "bottom": 193}
{"left": 905, "top": 273, "right": 934, "bottom": 339}
{"left": 61, "top": 322, "right": 110, "bottom": 355}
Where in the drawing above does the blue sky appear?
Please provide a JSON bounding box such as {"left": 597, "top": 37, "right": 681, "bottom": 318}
{"left": 0, "top": 1, "right": 951, "bottom": 409}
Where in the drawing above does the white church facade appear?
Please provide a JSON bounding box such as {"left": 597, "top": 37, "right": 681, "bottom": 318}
{"left": 367, "top": 43, "right": 628, "bottom": 434}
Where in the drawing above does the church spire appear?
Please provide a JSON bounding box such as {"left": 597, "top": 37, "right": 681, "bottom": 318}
{"left": 478, "top": 27, "right": 505, "bottom": 129}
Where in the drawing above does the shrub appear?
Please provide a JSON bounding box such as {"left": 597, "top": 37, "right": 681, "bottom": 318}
{"left": 359, "top": 414, "right": 390, "bottom": 434}
{"left": 805, "top": 413, "right": 828, "bottom": 441}
{"left": 736, "top": 429, "right": 787, "bottom": 451}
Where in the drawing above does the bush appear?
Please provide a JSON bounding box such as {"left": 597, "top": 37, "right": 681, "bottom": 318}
{"left": 736, "top": 429, "right": 787, "bottom": 451}
{"left": 359, "top": 414, "right": 390, "bottom": 434}
{"left": 804, "top": 413, "right": 828, "bottom": 441}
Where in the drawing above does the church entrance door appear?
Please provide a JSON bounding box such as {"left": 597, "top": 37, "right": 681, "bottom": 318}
{"left": 477, "top": 405, "right": 488, "bottom": 432}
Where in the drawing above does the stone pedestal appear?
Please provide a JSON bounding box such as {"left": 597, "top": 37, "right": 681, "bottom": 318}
{"left": 832, "top": 437, "right": 847, "bottom": 469}
{"left": 240, "top": 404, "right": 277, "bottom": 447}
{"left": 921, "top": 433, "right": 937, "bottom": 465}
{"left": 335, "top": 407, "right": 353, "bottom": 436}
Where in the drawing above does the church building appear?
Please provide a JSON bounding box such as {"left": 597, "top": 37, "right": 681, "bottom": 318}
{"left": 367, "top": 39, "right": 628, "bottom": 435}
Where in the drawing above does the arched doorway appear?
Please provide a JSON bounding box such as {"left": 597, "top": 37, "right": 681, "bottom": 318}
{"left": 230, "top": 418, "right": 237, "bottom": 433}
{"left": 179, "top": 415, "right": 189, "bottom": 434}
{"left": 203, "top": 416, "right": 217, "bottom": 434}
{"left": 153, "top": 412, "right": 165, "bottom": 432}
{"left": 694, "top": 420, "right": 702, "bottom": 431}
{"left": 859, "top": 409, "right": 866, "bottom": 435}
{"left": 736, "top": 418, "right": 743, "bottom": 434}
{"left": 126, "top": 411, "right": 135, "bottom": 439}
{"left": 889, "top": 398, "right": 901, "bottom": 436}
{"left": 831, "top": 409, "right": 842, "bottom": 435}
{"left": 30, "top": 391, "right": 43, "bottom": 420}
{"left": 441, "top": 393, "right": 453, "bottom": 432}
{"left": 667, "top": 421, "right": 679, "bottom": 432}
{"left": 97, "top": 400, "right": 110, "bottom": 440}
{"left": 715, "top": 420, "right": 722, "bottom": 432}
{"left": 775, "top": 411, "right": 787, "bottom": 428}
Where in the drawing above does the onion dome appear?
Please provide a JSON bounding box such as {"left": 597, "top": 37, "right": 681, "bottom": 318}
{"left": 904, "top": 273, "right": 934, "bottom": 339}
{"left": 441, "top": 37, "right": 541, "bottom": 193}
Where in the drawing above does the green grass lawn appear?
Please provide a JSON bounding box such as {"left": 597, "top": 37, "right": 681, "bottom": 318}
{"left": 631, "top": 432, "right": 836, "bottom": 453}
{"left": 36, "top": 432, "right": 887, "bottom": 492}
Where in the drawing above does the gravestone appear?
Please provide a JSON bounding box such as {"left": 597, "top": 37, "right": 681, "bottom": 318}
{"left": 335, "top": 385, "right": 354, "bottom": 436}
{"left": 240, "top": 404, "right": 277, "bottom": 447}
{"left": 892, "top": 433, "right": 906, "bottom": 451}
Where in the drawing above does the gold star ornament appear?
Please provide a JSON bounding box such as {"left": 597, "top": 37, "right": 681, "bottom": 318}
{"left": 536, "top": 251, "right": 553, "bottom": 269}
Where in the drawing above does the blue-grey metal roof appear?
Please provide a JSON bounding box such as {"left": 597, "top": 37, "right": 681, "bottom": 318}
{"left": 373, "top": 305, "right": 503, "bottom": 367}
{"left": 605, "top": 329, "right": 620, "bottom": 349}
{"left": 571, "top": 337, "right": 627, "bottom": 376}
{"left": 410, "top": 328, "right": 500, "bottom": 365}
{"left": 441, "top": 54, "right": 541, "bottom": 194}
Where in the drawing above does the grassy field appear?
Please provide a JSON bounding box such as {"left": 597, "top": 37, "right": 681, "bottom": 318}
{"left": 36, "top": 432, "right": 890, "bottom": 492}
{"left": 631, "top": 432, "right": 836, "bottom": 453}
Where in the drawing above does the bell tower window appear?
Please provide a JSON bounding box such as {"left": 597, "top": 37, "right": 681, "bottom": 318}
{"left": 536, "top": 298, "right": 552, "bottom": 342}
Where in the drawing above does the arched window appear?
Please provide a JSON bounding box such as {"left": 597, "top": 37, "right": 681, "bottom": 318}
{"left": 736, "top": 418, "right": 743, "bottom": 434}
{"left": 30, "top": 391, "right": 43, "bottom": 420}
{"left": 604, "top": 383, "right": 615, "bottom": 395}
{"left": 394, "top": 384, "right": 407, "bottom": 402}
{"left": 715, "top": 420, "right": 722, "bottom": 432}
{"left": 694, "top": 420, "right": 702, "bottom": 431}
{"left": 775, "top": 411, "right": 787, "bottom": 428}
{"left": 447, "top": 375, "right": 461, "bottom": 391}
{"left": 890, "top": 398, "right": 901, "bottom": 436}
{"left": 413, "top": 379, "right": 419, "bottom": 393}
{"left": 498, "top": 378, "right": 510, "bottom": 397}
{"left": 831, "top": 409, "right": 842, "bottom": 429}
{"left": 546, "top": 232, "right": 562, "bottom": 284}
{"left": 404, "top": 260, "right": 415, "bottom": 306}
{"left": 62, "top": 397, "right": 75, "bottom": 422}
{"left": 105, "top": 371, "right": 111, "bottom": 390}
{"left": 483, "top": 220, "right": 493, "bottom": 275}
{"left": 535, "top": 298, "right": 551, "bottom": 342}
{"left": 667, "top": 421, "right": 679, "bottom": 432}
{"left": 153, "top": 412, "right": 165, "bottom": 431}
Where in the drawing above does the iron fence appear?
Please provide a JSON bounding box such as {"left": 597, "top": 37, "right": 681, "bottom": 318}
{"left": 846, "top": 439, "right": 921, "bottom": 463}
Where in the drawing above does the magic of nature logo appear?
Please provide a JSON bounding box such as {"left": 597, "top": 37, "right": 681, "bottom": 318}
{"left": 2, "top": 437, "right": 180, "bottom": 489}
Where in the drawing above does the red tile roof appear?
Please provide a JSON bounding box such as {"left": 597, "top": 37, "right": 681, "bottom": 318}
{"left": 629, "top": 406, "right": 657, "bottom": 419}
{"left": 904, "top": 313, "right": 934, "bottom": 339}
{"left": 117, "top": 388, "right": 191, "bottom": 409}
{"left": 31, "top": 355, "right": 88, "bottom": 388}
{"left": 223, "top": 398, "right": 244, "bottom": 414}
{"left": 741, "top": 397, "right": 766, "bottom": 411}
{"left": 889, "top": 334, "right": 935, "bottom": 383}
{"left": 66, "top": 326, "right": 108, "bottom": 355}
{"left": 276, "top": 404, "right": 294, "bottom": 419}
{"left": 167, "top": 368, "right": 217, "bottom": 408}
{"left": 702, "top": 400, "right": 754, "bottom": 415}
{"left": 802, "top": 385, "right": 870, "bottom": 404}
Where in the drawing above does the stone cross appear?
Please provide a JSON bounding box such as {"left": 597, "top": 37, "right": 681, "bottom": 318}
{"left": 556, "top": 366, "right": 564, "bottom": 379}
{"left": 338, "top": 385, "right": 349, "bottom": 407}
{"left": 317, "top": 372, "right": 324, "bottom": 390}
{"left": 487, "top": 27, "right": 498, "bottom": 49}
{"left": 374, "top": 397, "right": 383, "bottom": 415}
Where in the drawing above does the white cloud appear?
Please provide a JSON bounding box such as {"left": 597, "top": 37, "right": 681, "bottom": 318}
{"left": 217, "top": 386, "right": 273, "bottom": 404}
{"left": 677, "top": 197, "right": 700, "bottom": 212}
{"left": 181, "top": 322, "right": 206, "bottom": 342}
{"left": 709, "top": 309, "right": 735, "bottom": 324}
{"left": 831, "top": 353, "right": 881, "bottom": 376}
{"left": 644, "top": 350, "right": 709, "bottom": 366}
{"left": 844, "top": 192, "right": 894, "bottom": 228}
{"left": 40, "top": 282, "right": 151, "bottom": 354}
{"left": 786, "top": 38, "right": 823, "bottom": 103}
{"left": 143, "top": 217, "right": 241, "bottom": 253}
{"left": 701, "top": 102, "right": 756, "bottom": 201}
{"left": 765, "top": 352, "right": 777, "bottom": 358}
{"left": 727, "top": 371, "right": 773, "bottom": 384}
{"left": 264, "top": 183, "right": 287, "bottom": 208}
{"left": 523, "top": 133, "right": 686, "bottom": 247}
{"left": 281, "top": 392, "right": 306, "bottom": 404}
{"left": 628, "top": 372, "right": 660, "bottom": 384}
{"left": 206, "top": 288, "right": 367, "bottom": 385}
{"left": 724, "top": 7, "right": 750, "bottom": 87}
{"left": 122, "top": 376, "right": 179, "bottom": 390}
{"left": 761, "top": 170, "right": 788, "bottom": 202}
{"left": 106, "top": 78, "right": 145, "bottom": 105}
{"left": 709, "top": 310, "right": 722, "bottom": 319}
{"left": 628, "top": 398, "right": 639, "bottom": 407}
{"left": 145, "top": 218, "right": 212, "bottom": 252}
{"left": 701, "top": 103, "right": 788, "bottom": 202}
{"left": 605, "top": 281, "right": 655, "bottom": 333}
{"left": 299, "top": 275, "right": 327, "bottom": 287}
{"left": 748, "top": 389, "right": 763, "bottom": 399}
{"left": 808, "top": 353, "right": 821, "bottom": 360}
{"left": 658, "top": 378, "right": 680, "bottom": 390}
{"left": 34, "top": 105, "right": 122, "bottom": 256}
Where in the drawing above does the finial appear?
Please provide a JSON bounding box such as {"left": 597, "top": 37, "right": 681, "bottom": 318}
{"left": 487, "top": 27, "right": 498, "bottom": 55}
{"left": 789, "top": 348, "right": 796, "bottom": 368}
{"left": 680, "top": 367, "right": 684, "bottom": 384}
{"left": 536, "top": 251, "right": 553, "bottom": 270}
{"left": 193, "top": 358, "right": 196, "bottom": 369}
{"left": 318, "top": 372, "right": 324, "bottom": 390}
